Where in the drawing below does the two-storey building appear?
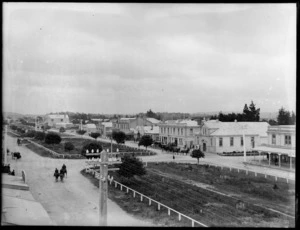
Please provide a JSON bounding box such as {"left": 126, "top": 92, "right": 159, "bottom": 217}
{"left": 44, "top": 114, "right": 70, "bottom": 128}
{"left": 112, "top": 117, "right": 161, "bottom": 134}
{"left": 158, "top": 120, "right": 200, "bottom": 148}
{"left": 195, "top": 119, "right": 269, "bottom": 153}
{"left": 254, "top": 125, "right": 295, "bottom": 169}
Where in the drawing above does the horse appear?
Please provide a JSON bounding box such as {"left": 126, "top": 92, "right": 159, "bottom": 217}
{"left": 61, "top": 164, "right": 67, "bottom": 178}
{"left": 59, "top": 169, "right": 64, "bottom": 182}
{"left": 54, "top": 169, "right": 60, "bottom": 182}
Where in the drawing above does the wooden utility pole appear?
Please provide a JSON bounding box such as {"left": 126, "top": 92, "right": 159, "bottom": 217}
{"left": 94, "top": 150, "right": 121, "bottom": 226}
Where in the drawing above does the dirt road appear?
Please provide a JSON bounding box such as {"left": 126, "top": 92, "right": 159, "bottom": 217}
{"left": 6, "top": 135, "right": 154, "bottom": 226}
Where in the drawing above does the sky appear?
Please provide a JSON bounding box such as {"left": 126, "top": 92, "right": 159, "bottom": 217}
{"left": 3, "top": 3, "right": 296, "bottom": 115}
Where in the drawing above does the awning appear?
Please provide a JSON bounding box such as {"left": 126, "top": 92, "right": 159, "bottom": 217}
{"left": 253, "top": 146, "right": 295, "bottom": 158}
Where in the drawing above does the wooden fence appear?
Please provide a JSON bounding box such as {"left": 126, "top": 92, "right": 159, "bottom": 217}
{"left": 90, "top": 170, "right": 207, "bottom": 227}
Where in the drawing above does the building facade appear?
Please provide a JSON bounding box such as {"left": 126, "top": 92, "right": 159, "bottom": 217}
{"left": 195, "top": 120, "right": 269, "bottom": 153}
{"left": 112, "top": 117, "right": 161, "bottom": 134}
{"left": 158, "top": 120, "right": 200, "bottom": 148}
{"left": 98, "top": 122, "right": 113, "bottom": 137}
{"left": 254, "top": 125, "right": 295, "bottom": 169}
{"left": 44, "top": 114, "right": 70, "bottom": 127}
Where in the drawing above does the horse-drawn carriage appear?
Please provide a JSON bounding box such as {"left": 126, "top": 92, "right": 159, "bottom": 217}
{"left": 12, "top": 152, "right": 21, "bottom": 160}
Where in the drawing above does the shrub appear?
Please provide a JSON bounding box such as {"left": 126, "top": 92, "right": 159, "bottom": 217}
{"left": 118, "top": 155, "right": 146, "bottom": 178}
{"left": 35, "top": 131, "right": 46, "bottom": 141}
{"left": 64, "top": 142, "right": 75, "bottom": 151}
{"left": 77, "top": 130, "right": 86, "bottom": 135}
{"left": 45, "top": 132, "right": 62, "bottom": 144}
{"left": 59, "top": 127, "right": 66, "bottom": 133}
{"left": 24, "top": 130, "right": 36, "bottom": 138}
{"left": 112, "top": 131, "right": 126, "bottom": 144}
{"left": 90, "top": 132, "right": 101, "bottom": 139}
{"left": 81, "top": 141, "right": 102, "bottom": 155}
{"left": 10, "top": 125, "right": 17, "bottom": 130}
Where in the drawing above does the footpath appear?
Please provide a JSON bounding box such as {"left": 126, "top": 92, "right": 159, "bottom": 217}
{"left": 2, "top": 173, "right": 54, "bottom": 225}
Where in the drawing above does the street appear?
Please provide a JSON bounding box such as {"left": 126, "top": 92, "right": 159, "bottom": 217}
{"left": 6, "top": 135, "right": 154, "bottom": 226}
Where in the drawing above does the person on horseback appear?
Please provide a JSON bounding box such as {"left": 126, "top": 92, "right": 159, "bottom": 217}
{"left": 62, "top": 164, "right": 67, "bottom": 177}
{"left": 54, "top": 168, "right": 59, "bottom": 182}
{"left": 59, "top": 168, "right": 64, "bottom": 182}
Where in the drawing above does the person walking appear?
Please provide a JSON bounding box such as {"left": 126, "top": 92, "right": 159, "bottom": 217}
{"left": 173, "top": 155, "right": 175, "bottom": 161}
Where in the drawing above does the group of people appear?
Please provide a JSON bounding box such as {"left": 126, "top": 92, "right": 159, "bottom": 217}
{"left": 53, "top": 164, "right": 67, "bottom": 182}
{"left": 2, "top": 163, "right": 15, "bottom": 176}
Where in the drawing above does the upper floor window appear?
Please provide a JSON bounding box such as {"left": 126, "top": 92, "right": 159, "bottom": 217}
{"left": 61, "top": 119, "right": 63, "bottom": 122}
{"left": 219, "top": 137, "right": 223, "bottom": 147}
{"left": 285, "top": 135, "right": 291, "bottom": 145}
{"left": 272, "top": 134, "right": 276, "bottom": 145}
{"left": 230, "top": 137, "right": 234, "bottom": 146}
{"left": 241, "top": 137, "right": 243, "bottom": 146}
{"left": 173, "top": 128, "right": 175, "bottom": 134}
{"left": 190, "top": 128, "right": 193, "bottom": 135}
{"left": 181, "top": 128, "right": 183, "bottom": 135}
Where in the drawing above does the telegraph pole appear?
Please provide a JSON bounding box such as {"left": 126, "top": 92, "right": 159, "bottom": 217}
{"left": 87, "top": 149, "right": 121, "bottom": 226}
{"left": 99, "top": 150, "right": 108, "bottom": 226}
{"left": 3, "top": 125, "right": 7, "bottom": 165}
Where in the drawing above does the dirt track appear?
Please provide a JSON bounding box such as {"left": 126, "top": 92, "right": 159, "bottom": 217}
{"left": 6, "top": 135, "right": 154, "bottom": 226}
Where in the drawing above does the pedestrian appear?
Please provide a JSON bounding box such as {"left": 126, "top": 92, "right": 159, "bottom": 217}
{"left": 11, "top": 170, "right": 15, "bottom": 176}
{"left": 173, "top": 155, "right": 175, "bottom": 160}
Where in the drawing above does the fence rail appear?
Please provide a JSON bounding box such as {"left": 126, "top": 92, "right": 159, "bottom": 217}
{"left": 88, "top": 169, "right": 207, "bottom": 227}
{"left": 143, "top": 160, "right": 295, "bottom": 184}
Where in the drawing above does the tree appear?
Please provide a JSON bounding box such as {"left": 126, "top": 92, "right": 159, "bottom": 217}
{"left": 268, "top": 119, "right": 278, "bottom": 126}
{"left": 35, "top": 131, "right": 46, "bottom": 141}
{"left": 10, "top": 125, "right": 17, "bottom": 130}
{"left": 24, "top": 130, "right": 36, "bottom": 138}
{"left": 77, "top": 130, "right": 87, "bottom": 135}
{"left": 112, "top": 131, "right": 126, "bottom": 144}
{"left": 59, "top": 127, "right": 66, "bottom": 133}
{"left": 81, "top": 141, "right": 102, "bottom": 155}
{"left": 64, "top": 142, "right": 75, "bottom": 151}
{"left": 243, "top": 104, "right": 250, "bottom": 121}
{"left": 138, "top": 135, "right": 153, "bottom": 150}
{"left": 248, "top": 101, "right": 260, "bottom": 121}
{"left": 90, "top": 132, "right": 101, "bottom": 140}
{"left": 45, "top": 132, "right": 62, "bottom": 144}
{"left": 277, "top": 107, "right": 291, "bottom": 125}
{"left": 191, "top": 149, "right": 205, "bottom": 164}
{"left": 118, "top": 155, "right": 146, "bottom": 178}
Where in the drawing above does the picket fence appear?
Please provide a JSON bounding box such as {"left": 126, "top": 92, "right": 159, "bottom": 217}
{"left": 91, "top": 170, "right": 207, "bottom": 227}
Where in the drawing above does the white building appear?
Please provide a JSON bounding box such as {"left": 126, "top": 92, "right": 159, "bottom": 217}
{"left": 195, "top": 119, "right": 269, "bottom": 153}
{"left": 84, "top": 123, "right": 97, "bottom": 133}
{"left": 254, "top": 125, "right": 295, "bottom": 169}
{"left": 133, "top": 126, "right": 160, "bottom": 142}
{"left": 158, "top": 120, "right": 200, "bottom": 148}
{"left": 44, "top": 114, "right": 70, "bottom": 127}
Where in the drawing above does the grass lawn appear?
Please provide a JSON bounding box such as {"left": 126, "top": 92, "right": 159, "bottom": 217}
{"left": 83, "top": 163, "right": 295, "bottom": 227}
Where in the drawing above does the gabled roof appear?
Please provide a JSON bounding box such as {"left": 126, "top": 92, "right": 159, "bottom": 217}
{"left": 164, "top": 119, "right": 199, "bottom": 127}
{"left": 146, "top": 118, "right": 161, "bottom": 124}
{"left": 102, "top": 122, "right": 112, "bottom": 128}
{"left": 85, "top": 123, "right": 96, "bottom": 129}
{"left": 204, "top": 120, "right": 269, "bottom": 136}
{"left": 47, "top": 114, "right": 68, "bottom": 119}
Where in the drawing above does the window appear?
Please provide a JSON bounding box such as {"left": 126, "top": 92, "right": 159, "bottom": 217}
{"left": 173, "top": 128, "right": 175, "bottom": 134}
{"left": 190, "top": 128, "right": 193, "bottom": 135}
{"left": 179, "top": 138, "right": 183, "bottom": 145}
{"left": 241, "top": 137, "right": 244, "bottom": 146}
{"left": 230, "top": 137, "right": 234, "bottom": 146}
{"left": 181, "top": 128, "right": 183, "bottom": 135}
{"left": 272, "top": 134, "right": 276, "bottom": 145}
{"left": 251, "top": 137, "right": 255, "bottom": 148}
{"left": 285, "top": 135, "right": 291, "bottom": 145}
{"left": 219, "top": 138, "right": 223, "bottom": 147}
{"left": 61, "top": 119, "right": 63, "bottom": 122}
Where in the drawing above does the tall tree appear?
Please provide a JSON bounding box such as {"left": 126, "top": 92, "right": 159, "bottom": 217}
{"left": 248, "top": 101, "right": 260, "bottom": 121}
{"left": 118, "top": 155, "right": 146, "bottom": 178}
{"left": 243, "top": 104, "right": 250, "bottom": 121}
{"left": 277, "top": 107, "right": 293, "bottom": 125}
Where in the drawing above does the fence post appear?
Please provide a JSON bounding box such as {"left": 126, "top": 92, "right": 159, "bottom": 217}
{"left": 286, "top": 178, "right": 289, "bottom": 183}
{"left": 255, "top": 172, "right": 257, "bottom": 177}
{"left": 237, "top": 169, "right": 239, "bottom": 173}
{"left": 133, "top": 191, "right": 136, "bottom": 198}
{"left": 275, "top": 176, "right": 277, "bottom": 181}
{"left": 265, "top": 174, "right": 267, "bottom": 178}
{"left": 192, "top": 220, "right": 195, "bottom": 227}
{"left": 158, "top": 203, "right": 160, "bottom": 210}
{"left": 229, "top": 167, "right": 231, "bottom": 172}
{"left": 126, "top": 187, "right": 129, "bottom": 193}
{"left": 168, "top": 208, "right": 170, "bottom": 216}
{"left": 140, "top": 195, "right": 143, "bottom": 202}
{"left": 178, "top": 213, "right": 181, "bottom": 221}
{"left": 149, "top": 199, "right": 151, "bottom": 206}
{"left": 246, "top": 170, "right": 248, "bottom": 175}
{"left": 120, "top": 185, "right": 122, "bottom": 191}
{"left": 115, "top": 181, "right": 117, "bottom": 188}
